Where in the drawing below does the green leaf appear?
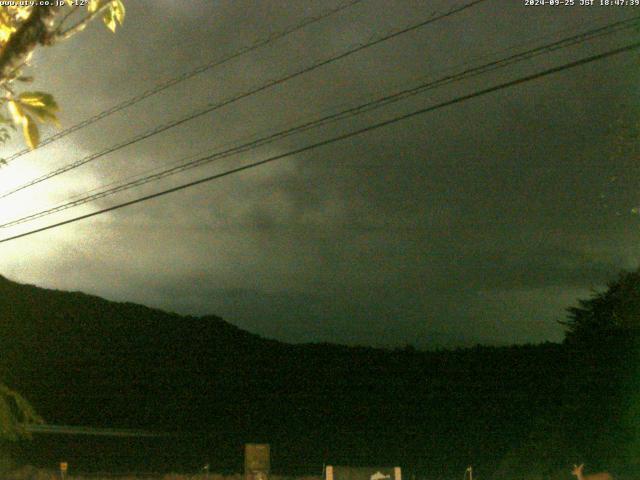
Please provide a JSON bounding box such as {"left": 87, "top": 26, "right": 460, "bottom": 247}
{"left": 103, "top": 7, "right": 116, "bottom": 33}
{"left": 112, "top": 0, "right": 125, "bottom": 25}
{"left": 7, "top": 100, "right": 25, "bottom": 125}
{"left": 103, "top": 0, "right": 125, "bottom": 32}
{"left": 17, "top": 92, "right": 60, "bottom": 127}
{"left": 88, "top": 0, "right": 101, "bottom": 13}
{"left": 18, "top": 91, "right": 58, "bottom": 111}
{"left": 21, "top": 104, "right": 60, "bottom": 127}
{"left": 22, "top": 115, "right": 39, "bottom": 150}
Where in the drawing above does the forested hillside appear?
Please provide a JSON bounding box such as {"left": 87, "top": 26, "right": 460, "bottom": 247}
{"left": 0, "top": 272, "right": 636, "bottom": 479}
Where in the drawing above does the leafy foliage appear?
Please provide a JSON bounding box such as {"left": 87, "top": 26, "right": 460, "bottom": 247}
{"left": 7, "top": 92, "right": 59, "bottom": 149}
{"left": 90, "top": 0, "right": 126, "bottom": 33}
{"left": 0, "top": 1, "right": 125, "bottom": 150}
{"left": 560, "top": 268, "right": 640, "bottom": 343}
{"left": 0, "top": 384, "right": 42, "bottom": 441}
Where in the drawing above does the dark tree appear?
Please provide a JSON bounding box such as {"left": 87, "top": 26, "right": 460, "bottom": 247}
{"left": 558, "top": 268, "right": 640, "bottom": 476}
{"left": 560, "top": 268, "right": 640, "bottom": 343}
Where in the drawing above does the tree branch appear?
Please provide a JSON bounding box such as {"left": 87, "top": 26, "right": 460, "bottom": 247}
{"left": 53, "top": 5, "right": 81, "bottom": 34}
{"left": 0, "top": 6, "right": 61, "bottom": 85}
{"left": 57, "top": 2, "right": 111, "bottom": 41}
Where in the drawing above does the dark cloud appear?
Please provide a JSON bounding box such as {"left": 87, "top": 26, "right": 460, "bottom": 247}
{"left": 0, "top": 0, "right": 638, "bottom": 348}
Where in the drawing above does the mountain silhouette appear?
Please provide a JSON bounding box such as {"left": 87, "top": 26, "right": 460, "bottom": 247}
{"left": 0, "top": 274, "right": 630, "bottom": 477}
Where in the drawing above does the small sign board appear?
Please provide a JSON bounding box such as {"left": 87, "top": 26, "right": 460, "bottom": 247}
{"left": 59, "top": 461, "right": 68, "bottom": 478}
{"left": 245, "top": 443, "right": 270, "bottom": 480}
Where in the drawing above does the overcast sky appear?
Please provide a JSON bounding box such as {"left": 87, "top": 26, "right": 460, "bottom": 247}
{"left": 0, "top": 0, "right": 638, "bottom": 348}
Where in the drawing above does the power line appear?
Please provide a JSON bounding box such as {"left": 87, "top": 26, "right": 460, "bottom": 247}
{"left": 1, "top": 15, "right": 636, "bottom": 229}
{"left": 0, "top": 0, "right": 487, "bottom": 200}
{"left": 1, "top": 0, "right": 366, "bottom": 165}
{"left": 31, "top": 11, "right": 634, "bottom": 205}
{"left": 1, "top": 40, "right": 637, "bottom": 244}
{"left": 25, "top": 423, "right": 167, "bottom": 437}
